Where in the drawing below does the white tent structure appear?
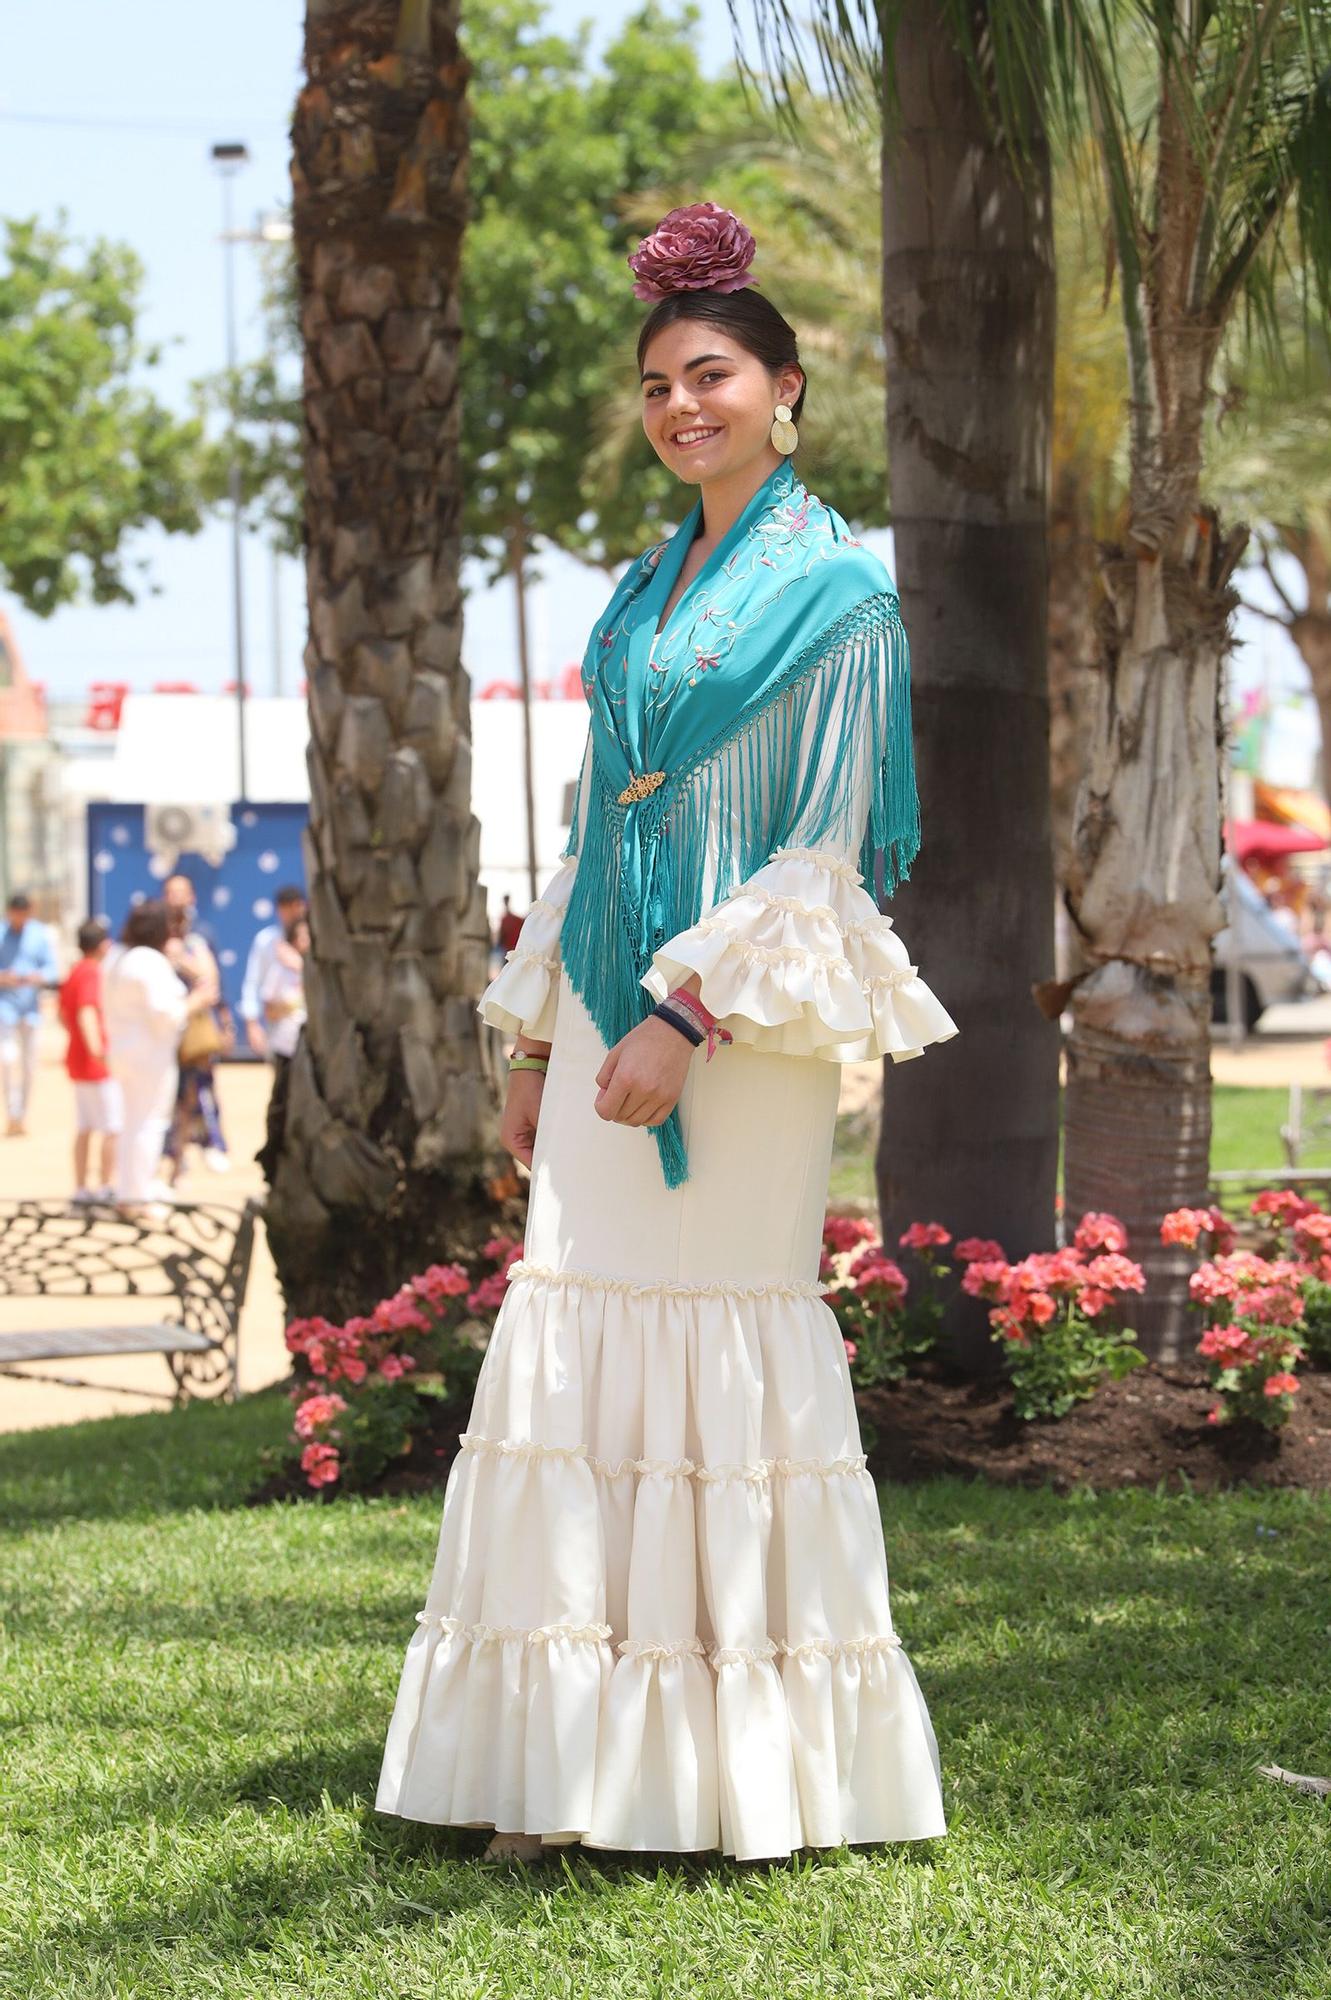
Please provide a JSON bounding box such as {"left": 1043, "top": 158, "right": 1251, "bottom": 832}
{"left": 91, "top": 692, "right": 589, "bottom": 918}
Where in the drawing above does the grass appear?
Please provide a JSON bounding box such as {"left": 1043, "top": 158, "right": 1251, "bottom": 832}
{"left": 831, "top": 1082, "right": 1331, "bottom": 1209}
{"left": 2, "top": 1391, "right": 1330, "bottom": 1997}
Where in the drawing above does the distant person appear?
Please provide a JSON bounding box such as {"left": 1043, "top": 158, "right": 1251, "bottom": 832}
{"left": 0, "top": 890, "right": 58, "bottom": 1137}
{"left": 255, "top": 914, "right": 310, "bottom": 1182}
{"left": 162, "top": 902, "right": 231, "bottom": 1186}
{"left": 58, "top": 917, "right": 122, "bottom": 1203}
{"left": 496, "top": 896, "right": 525, "bottom": 954}
{"left": 103, "top": 900, "right": 216, "bottom": 1213}
{"left": 239, "top": 885, "right": 307, "bottom": 1058}
{"left": 163, "top": 871, "right": 221, "bottom": 957}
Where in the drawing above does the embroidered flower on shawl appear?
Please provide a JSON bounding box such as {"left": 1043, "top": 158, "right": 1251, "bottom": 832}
{"left": 628, "top": 203, "right": 757, "bottom": 301}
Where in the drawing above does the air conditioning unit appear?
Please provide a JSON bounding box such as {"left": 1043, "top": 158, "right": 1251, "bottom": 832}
{"left": 145, "top": 803, "right": 237, "bottom": 868}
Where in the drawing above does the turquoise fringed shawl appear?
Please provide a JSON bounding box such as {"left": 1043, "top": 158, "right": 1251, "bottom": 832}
{"left": 560, "top": 457, "right": 921, "bottom": 1188}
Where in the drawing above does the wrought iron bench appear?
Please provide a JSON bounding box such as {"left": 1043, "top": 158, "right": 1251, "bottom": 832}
{"left": 0, "top": 1197, "right": 260, "bottom": 1407}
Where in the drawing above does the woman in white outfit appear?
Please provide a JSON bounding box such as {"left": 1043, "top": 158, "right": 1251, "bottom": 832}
{"left": 103, "top": 901, "right": 217, "bottom": 1211}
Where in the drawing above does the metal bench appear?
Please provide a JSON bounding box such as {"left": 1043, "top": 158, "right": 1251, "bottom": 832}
{"left": 0, "top": 1197, "right": 260, "bottom": 1407}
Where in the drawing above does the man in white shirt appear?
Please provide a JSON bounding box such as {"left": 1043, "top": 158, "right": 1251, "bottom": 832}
{"left": 238, "top": 885, "right": 307, "bottom": 1056}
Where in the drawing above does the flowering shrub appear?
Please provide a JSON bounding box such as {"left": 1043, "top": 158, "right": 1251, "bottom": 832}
{"left": 962, "top": 1212, "right": 1147, "bottom": 1420}
{"left": 279, "top": 1236, "right": 523, "bottom": 1493}
{"left": 820, "top": 1213, "right": 948, "bottom": 1385}
{"left": 1163, "top": 1196, "right": 1311, "bottom": 1429}
{"left": 822, "top": 1208, "right": 1148, "bottom": 1419}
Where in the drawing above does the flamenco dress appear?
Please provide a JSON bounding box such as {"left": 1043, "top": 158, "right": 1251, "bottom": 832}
{"left": 375, "top": 460, "right": 960, "bottom": 1857}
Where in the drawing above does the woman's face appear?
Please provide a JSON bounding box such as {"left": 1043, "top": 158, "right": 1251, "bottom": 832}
{"left": 639, "top": 321, "right": 802, "bottom": 489}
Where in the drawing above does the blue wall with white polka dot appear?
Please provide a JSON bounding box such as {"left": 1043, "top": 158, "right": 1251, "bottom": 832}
{"left": 87, "top": 803, "right": 308, "bottom": 1010}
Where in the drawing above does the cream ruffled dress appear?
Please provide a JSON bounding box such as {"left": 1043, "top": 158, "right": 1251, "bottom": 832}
{"left": 375, "top": 706, "right": 960, "bottom": 1859}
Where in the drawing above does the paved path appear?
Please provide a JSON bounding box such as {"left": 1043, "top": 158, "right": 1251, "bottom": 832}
{"left": 4, "top": 994, "right": 1331, "bottom": 1434}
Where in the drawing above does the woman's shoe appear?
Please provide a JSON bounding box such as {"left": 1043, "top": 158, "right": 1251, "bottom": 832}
{"left": 480, "top": 1832, "right": 548, "bottom": 1864}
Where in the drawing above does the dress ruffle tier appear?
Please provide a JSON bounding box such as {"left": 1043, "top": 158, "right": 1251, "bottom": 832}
{"left": 374, "top": 1259, "right": 947, "bottom": 1858}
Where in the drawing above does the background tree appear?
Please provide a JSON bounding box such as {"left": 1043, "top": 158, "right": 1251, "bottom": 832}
{"left": 264, "top": 0, "right": 482, "bottom": 1318}
{"left": 1206, "top": 300, "right": 1331, "bottom": 798}
{"left": 735, "top": 0, "right": 1059, "bottom": 1376}
{"left": 0, "top": 216, "right": 203, "bottom": 616}
{"left": 1048, "top": 0, "right": 1331, "bottom": 1358}
{"left": 740, "top": 0, "right": 1331, "bottom": 1362}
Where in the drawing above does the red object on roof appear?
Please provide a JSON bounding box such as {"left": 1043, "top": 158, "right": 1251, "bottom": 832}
{"left": 86, "top": 682, "right": 131, "bottom": 732}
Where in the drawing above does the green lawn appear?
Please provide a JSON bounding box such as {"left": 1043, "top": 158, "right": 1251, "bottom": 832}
{"left": 2, "top": 1391, "right": 1329, "bottom": 1998}
{"left": 832, "top": 1083, "right": 1331, "bottom": 1209}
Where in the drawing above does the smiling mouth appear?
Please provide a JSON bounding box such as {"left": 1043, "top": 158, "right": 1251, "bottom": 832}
{"left": 672, "top": 427, "right": 722, "bottom": 449}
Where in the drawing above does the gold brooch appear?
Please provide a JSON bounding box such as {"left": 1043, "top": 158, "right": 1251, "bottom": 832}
{"left": 617, "top": 770, "right": 667, "bottom": 805}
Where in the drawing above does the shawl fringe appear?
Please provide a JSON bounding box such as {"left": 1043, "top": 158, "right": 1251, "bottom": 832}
{"left": 560, "top": 590, "right": 918, "bottom": 1187}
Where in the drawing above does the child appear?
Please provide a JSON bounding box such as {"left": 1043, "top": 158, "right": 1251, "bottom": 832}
{"left": 59, "top": 918, "right": 122, "bottom": 1203}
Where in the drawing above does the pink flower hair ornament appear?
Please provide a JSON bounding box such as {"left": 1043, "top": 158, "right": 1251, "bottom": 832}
{"left": 628, "top": 202, "right": 758, "bottom": 301}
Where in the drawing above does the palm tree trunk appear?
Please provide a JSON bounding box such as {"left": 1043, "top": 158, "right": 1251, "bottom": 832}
{"left": 1063, "top": 320, "right": 1246, "bottom": 1361}
{"left": 1060, "top": 4, "right": 1265, "bottom": 1363}
{"left": 877, "top": 0, "right": 1060, "bottom": 1376}
{"left": 264, "top": 0, "right": 505, "bottom": 1319}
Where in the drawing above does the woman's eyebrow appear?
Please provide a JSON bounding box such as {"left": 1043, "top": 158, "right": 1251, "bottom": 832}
{"left": 640, "top": 353, "right": 730, "bottom": 383}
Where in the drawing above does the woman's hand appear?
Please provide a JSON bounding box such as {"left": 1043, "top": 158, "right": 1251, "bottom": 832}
{"left": 594, "top": 1016, "right": 694, "bottom": 1127}
{"left": 500, "top": 1068, "right": 546, "bottom": 1169}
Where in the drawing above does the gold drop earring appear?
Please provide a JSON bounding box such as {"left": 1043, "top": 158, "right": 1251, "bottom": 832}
{"left": 770, "top": 402, "right": 798, "bottom": 455}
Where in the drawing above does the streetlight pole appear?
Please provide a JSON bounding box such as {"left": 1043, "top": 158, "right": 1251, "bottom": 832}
{"left": 211, "top": 141, "right": 250, "bottom": 805}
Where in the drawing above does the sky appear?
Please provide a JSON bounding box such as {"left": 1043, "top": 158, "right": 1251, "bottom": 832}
{"left": 1, "top": 0, "right": 1318, "bottom": 786}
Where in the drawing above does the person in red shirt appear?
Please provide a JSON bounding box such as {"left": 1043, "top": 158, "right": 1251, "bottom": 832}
{"left": 495, "top": 896, "right": 525, "bottom": 954}
{"left": 59, "top": 918, "right": 122, "bottom": 1203}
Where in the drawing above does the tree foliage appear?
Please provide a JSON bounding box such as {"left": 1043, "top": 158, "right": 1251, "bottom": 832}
{"left": 0, "top": 216, "right": 204, "bottom": 616}
{"left": 204, "top": 0, "right": 893, "bottom": 577}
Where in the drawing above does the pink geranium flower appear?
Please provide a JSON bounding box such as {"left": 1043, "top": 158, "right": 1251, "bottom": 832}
{"left": 1073, "top": 1211, "right": 1129, "bottom": 1254}
{"left": 823, "top": 1215, "right": 878, "bottom": 1255}
{"left": 1263, "top": 1372, "right": 1300, "bottom": 1397}
{"left": 899, "top": 1220, "right": 952, "bottom": 1251}
{"left": 412, "top": 1262, "right": 471, "bottom": 1302}
{"left": 294, "top": 1391, "right": 348, "bottom": 1438}
{"left": 1083, "top": 1252, "right": 1147, "bottom": 1294}
{"left": 300, "top": 1441, "right": 341, "bottom": 1487}
{"left": 954, "top": 1236, "right": 1007, "bottom": 1264}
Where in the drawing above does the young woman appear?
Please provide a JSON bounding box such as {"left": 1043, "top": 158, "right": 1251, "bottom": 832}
{"left": 376, "top": 206, "right": 960, "bottom": 1864}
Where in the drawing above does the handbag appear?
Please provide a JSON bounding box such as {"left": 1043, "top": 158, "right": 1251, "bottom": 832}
{"left": 179, "top": 1006, "right": 224, "bottom": 1065}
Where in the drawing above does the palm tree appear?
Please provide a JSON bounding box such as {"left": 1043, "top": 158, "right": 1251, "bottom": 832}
{"left": 1050, "top": 3, "right": 1331, "bottom": 1358}
{"left": 265, "top": 0, "right": 503, "bottom": 1318}
{"left": 739, "top": 0, "right": 1331, "bottom": 1361}
{"left": 733, "top": 1, "right": 1058, "bottom": 1374}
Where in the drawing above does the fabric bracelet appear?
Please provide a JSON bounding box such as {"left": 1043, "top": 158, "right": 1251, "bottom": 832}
{"left": 668, "top": 985, "right": 719, "bottom": 1031}
{"left": 651, "top": 1000, "right": 705, "bottom": 1048}
{"left": 508, "top": 1052, "right": 549, "bottom": 1074}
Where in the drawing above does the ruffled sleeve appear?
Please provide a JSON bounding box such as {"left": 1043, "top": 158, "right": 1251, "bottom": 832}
{"left": 476, "top": 856, "right": 577, "bottom": 1042}
{"left": 640, "top": 605, "right": 960, "bottom": 1064}
{"left": 641, "top": 845, "right": 957, "bottom": 1062}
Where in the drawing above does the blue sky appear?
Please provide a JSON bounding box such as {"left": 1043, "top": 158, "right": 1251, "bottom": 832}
{"left": 0, "top": 0, "right": 737, "bottom": 705}
{"left": 1, "top": 0, "right": 1317, "bottom": 786}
